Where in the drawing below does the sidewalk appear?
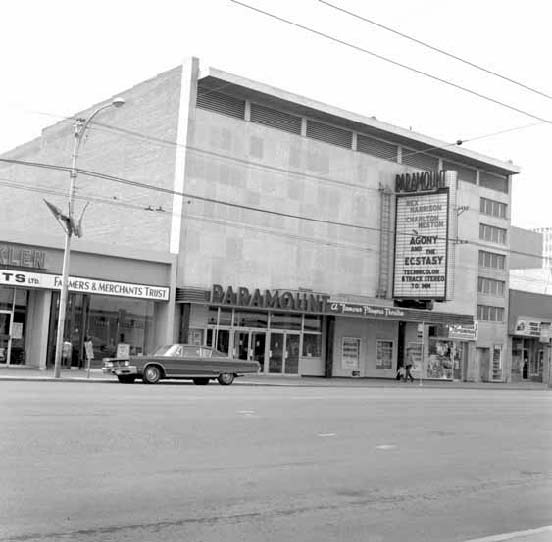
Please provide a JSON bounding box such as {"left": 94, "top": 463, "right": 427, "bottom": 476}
{"left": 0, "top": 366, "right": 549, "bottom": 390}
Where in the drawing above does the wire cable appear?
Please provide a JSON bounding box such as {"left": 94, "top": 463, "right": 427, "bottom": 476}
{"left": 1, "top": 159, "right": 549, "bottom": 264}
{"left": 318, "top": 0, "right": 552, "bottom": 102}
{"left": 229, "top": 0, "right": 552, "bottom": 124}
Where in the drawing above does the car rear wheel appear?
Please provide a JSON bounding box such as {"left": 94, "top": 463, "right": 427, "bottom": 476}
{"left": 143, "top": 365, "right": 162, "bottom": 384}
{"left": 193, "top": 377, "right": 210, "bottom": 385}
{"left": 117, "top": 375, "right": 136, "bottom": 384}
{"left": 217, "top": 373, "right": 235, "bottom": 386}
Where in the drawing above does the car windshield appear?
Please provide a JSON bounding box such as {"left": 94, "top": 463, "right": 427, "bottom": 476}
{"left": 152, "top": 344, "right": 186, "bottom": 357}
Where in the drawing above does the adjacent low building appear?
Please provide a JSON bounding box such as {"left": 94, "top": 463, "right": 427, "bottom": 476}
{"left": 0, "top": 58, "right": 521, "bottom": 380}
{"left": 508, "top": 269, "right": 552, "bottom": 383}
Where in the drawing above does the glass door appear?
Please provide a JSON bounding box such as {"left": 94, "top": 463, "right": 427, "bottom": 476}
{"left": 234, "top": 331, "right": 249, "bottom": 360}
{"left": 284, "top": 334, "right": 300, "bottom": 374}
{"left": 251, "top": 331, "right": 266, "bottom": 372}
{"left": 0, "top": 311, "right": 12, "bottom": 365}
{"left": 269, "top": 332, "right": 284, "bottom": 373}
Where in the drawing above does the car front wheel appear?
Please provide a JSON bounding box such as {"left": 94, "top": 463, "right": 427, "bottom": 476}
{"left": 193, "top": 377, "right": 210, "bottom": 385}
{"left": 117, "top": 375, "right": 136, "bottom": 384}
{"left": 143, "top": 365, "right": 162, "bottom": 384}
{"left": 217, "top": 373, "right": 235, "bottom": 386}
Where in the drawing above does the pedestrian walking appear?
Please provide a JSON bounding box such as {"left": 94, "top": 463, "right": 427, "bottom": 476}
{"left": 405, "top": 353, "right": 415, "bottom": 382}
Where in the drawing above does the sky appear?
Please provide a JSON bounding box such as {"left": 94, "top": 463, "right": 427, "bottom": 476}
{"left": 1, "top": 0, "right": 551, "bottom": 229}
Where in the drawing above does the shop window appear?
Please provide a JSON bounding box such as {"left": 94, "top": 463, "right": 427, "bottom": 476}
{"left": 341, "top": 337, "right": 361, "bottom": 373}
{"left": 207, "top": 307, "right": 219, "bottom": 325}
{"left": 0, "top": 287, "right": 15, "bottom": 310}
{"left": 303, "top": 314, "right": 322, "bottom": 332}
{"left": 427, "top": 340, "right": 454, "bottom": 379}
{"left": 187, "top": 329, "right": 204, "bottom": 346}
{"left": 376, "top": 340, "right": 393, "bottom": 369}
{"left": 219, "top": 308, "right": 232, "bottom": 326}
{"left": 270, "top": 312, "right": 302, "bottom": 330}
{"left": 491, "top": 345, "right": 503, "bottom": 381}
{"left": 302, "top": 334, "right": 322, "bottom": 357}
{"left": 234, "top": 310, "right": 268, "bottom": 328}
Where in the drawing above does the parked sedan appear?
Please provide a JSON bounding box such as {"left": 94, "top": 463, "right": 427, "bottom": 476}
{"left": 104, "top": 344, "right": 260, "bottom": 385}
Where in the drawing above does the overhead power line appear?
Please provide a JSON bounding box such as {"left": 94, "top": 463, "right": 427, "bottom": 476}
{"left": 229, "top": 0, "right": 552, "bottom": 125}
{"left": 318, "top": 0, "right": 552, "bottom": 102}
{"left": 1, "top": 156, "right": 550, "bottom": 264}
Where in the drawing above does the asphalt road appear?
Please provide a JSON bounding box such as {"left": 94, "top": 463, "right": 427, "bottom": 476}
{"left": 1, "top": 382, "right": 550, "bottom": 542}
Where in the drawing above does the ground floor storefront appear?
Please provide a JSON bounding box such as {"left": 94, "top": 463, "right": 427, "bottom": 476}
{"left": 176, "top": 285, "right": 477, "bottom": 380}
{"left": 0, "top": 241, "right": 173, "bottom": 369}
{"left": 508, "top": 289, "right": 552, "bottom": 384}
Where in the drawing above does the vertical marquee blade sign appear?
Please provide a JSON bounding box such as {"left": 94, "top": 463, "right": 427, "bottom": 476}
{"left": 392, "top": 170, "right": 453, "bottom": 300}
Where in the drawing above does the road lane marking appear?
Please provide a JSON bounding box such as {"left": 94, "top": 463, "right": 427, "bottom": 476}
{"left": 463, "top": 525, "right": 552, "bottom": 541}
{"left": 375, "top": 444, "right": 397, "bottom": 450}
{"left": 317, "top": 432, "right": 336, "bottom": 437}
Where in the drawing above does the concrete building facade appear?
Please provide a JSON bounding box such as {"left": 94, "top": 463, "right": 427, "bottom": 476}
{"left": 533, "top": 227, "right": 552, "bottom": 269}
{"left": 0, "top": 58, "right": 520, "bottom": 381}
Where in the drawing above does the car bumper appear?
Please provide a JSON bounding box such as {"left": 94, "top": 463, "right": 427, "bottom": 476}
{"left": 111, "top": 367, "right": 138, "bottom": 376}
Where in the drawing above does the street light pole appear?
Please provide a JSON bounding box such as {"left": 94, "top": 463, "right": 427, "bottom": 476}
{"left": 53, "top": 98, "right": 125, "bottom": 378}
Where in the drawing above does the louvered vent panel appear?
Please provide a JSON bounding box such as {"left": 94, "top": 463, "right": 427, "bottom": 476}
{"left": 196, "top": 88, "right": 245, "bottom": 120}
{"left": 402, "top": 149, "right": 439, "bottom": 171}
{"left": 443, "top": 161, "right": 477, "bottom": 184}
{"left": 250, "top": 103, "right": 302, "bottom": 135}
{"left": 479, "top": 171, "right": 508, "bottom": 193}
{"left": 357, "top": 134, "right": 398, "bottom": 162}
{"left": 175, "top": 288, "right": 210, "bottom": 303}
{"left": 306, "top": 120, "right": 353, "bottom": 149}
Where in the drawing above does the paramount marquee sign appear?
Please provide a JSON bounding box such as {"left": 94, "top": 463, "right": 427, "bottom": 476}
{"left": 211, "top": 284, "right": 330, "bottom": 313}
{"left": 393, "top": 171, "right": 455, "bottom": 300}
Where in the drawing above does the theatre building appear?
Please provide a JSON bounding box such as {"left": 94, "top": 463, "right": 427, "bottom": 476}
{"left": 0, "top": 58, "right": 519, "bottom": 379}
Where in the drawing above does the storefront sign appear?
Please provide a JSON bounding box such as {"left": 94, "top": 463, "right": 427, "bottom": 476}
{"left": 328, "top": 302, "right": 405, "bottom": 319}
{"left": 393, "top": 190, "right": 449, "bottom": 299}
{"left": 449, "top": 323, "right": 478, "bottom": 341}
{"left": 0, "top": 245, "right": 45, "bottom": 269}
{"left": 0, "top": 269, "right": 169, "bottom": 301}
{"left": 514, "top": 318, "right": 541, "bottom": 337}
{"left": 211, "top": 284, "right": 330, "bottom": 313}
{"left": 395, "top": 170, "right": 447, "bottom": 194}
{"left": 342, "top": 337, "right": 360, "bottom": 371}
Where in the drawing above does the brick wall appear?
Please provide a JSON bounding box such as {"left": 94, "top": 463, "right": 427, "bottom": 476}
{"left": 0, "top": 66, "right": 182, "bottom": 255}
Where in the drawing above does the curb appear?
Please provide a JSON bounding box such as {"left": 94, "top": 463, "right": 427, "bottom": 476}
{"left": 0, "top": 375, "right": 548, "bottom": 391}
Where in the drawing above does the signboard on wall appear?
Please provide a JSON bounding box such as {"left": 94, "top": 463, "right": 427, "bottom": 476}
{"left": 514, "top": 318, "right": 541, "bottom": 337}
{"left": 0, "top": 269, "right": 169, "bottom": 301}
{"left": 449, "top": 323, "right": 478, "bottom": 341}
{"left": 341, "top": 337, "right": 360, "bottom": 372}
{"left": 393, "top": 190, "right": 449, "bottom": 300}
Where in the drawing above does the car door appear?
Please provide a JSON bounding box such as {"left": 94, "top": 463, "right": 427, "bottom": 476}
{"left": 176, "top": 345, "right": 204, "bottom": 376}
